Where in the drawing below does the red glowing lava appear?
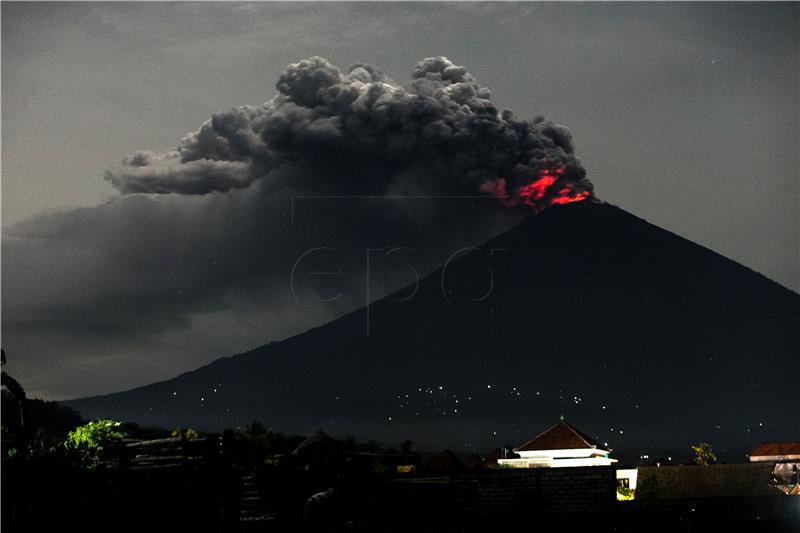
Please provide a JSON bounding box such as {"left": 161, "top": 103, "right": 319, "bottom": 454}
{"left": 480, "top": 166, "right": 590, "bottom": 211}
{"left": 551, "top": 187, "right": 591, "bottom": 205}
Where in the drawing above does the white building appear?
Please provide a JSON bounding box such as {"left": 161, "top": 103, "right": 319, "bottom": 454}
{"left": 497, "top": 419, "right": 617, "bottom": 468}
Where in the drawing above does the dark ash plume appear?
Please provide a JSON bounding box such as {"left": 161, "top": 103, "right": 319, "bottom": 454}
{"left": 4, "top": 56, "right": 592, "bottom": 397}
{"left": 105, "top": 56, "right": 593, "bottom": 211}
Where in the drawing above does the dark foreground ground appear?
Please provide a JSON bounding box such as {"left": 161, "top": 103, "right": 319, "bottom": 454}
{"left": 3, "top": 437, "right": 798, "bottom": 533}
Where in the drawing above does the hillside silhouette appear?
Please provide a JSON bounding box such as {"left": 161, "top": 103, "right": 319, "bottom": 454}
{"left": 66, "top": 202, "right": 799, "bottom": 454}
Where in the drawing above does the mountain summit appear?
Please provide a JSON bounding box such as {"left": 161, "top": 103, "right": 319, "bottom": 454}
{"left": 66, "top": 202, "right": 798, "bottom": 454}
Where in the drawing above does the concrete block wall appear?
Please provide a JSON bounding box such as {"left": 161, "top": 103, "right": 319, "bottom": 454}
{"left": 451, "top": 466, "right": 617, "bottom": 517}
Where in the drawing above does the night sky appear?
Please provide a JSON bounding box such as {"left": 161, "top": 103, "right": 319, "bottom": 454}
{"left": 2, "top": 2, "right": 798, "bottom": 403}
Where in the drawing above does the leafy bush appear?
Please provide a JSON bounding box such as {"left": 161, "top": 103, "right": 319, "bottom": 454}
{"left": 171, "top": 427, "right": 199, "bottom": 440}
{"left": 64, "top": 419, "right": 128, "bottom": 469}
{"left": 616, "top": 485, "right": 635, "bottom": 501}
{"left": 691, "top": 442, "right": 717, "bottom": 465}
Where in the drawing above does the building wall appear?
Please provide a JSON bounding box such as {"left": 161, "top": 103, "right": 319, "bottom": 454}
{"left": 750, "top": 454, "right": 800, "bottom": 462}
{"left": 516, "top": 447, "right": 611, "bottom": 459}
{"left": 450, "top": 465, "right": 617, "bottom": 517}
{"left": 497, "top": 456, "right": 616, "bottom": 468}
{"left": 635, "top": 463, "right": 779, "bottom": 499}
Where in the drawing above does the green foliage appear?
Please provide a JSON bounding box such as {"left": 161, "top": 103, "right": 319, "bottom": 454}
{"left": 363, "top": 439, "right": 381, "bottom": 453}
{"left": 222, "top": 425, "right": 304, "bottom": 468}
{"left": 30, "top": 428, "right": 59, "bottom": 456}
{"left": 246, "top": 420, "right": 267, "bottom": 437}
{"left": 691, "top": 442, "right": 717, "bottom": 465}
{"left": 171, "top": 427, "right": 199, "bottom": 440}
{"left": 616, "top": 485, "right": 635, "bottom": 501}
{"left": 262, "top": 457, "right": 281, "bottom": 466}
{"left": 633, "top": 476, "right": 657, "bottom": 500}
{"left": 64, "top": 419, "right": 127, "bottom": 469}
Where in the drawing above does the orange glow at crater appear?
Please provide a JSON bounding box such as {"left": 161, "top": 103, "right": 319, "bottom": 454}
{"left": 480, "top": 166, "right": 590, "bottom": 212}
{"left": 551, "top": 188, "right": 591, "bottom": 205}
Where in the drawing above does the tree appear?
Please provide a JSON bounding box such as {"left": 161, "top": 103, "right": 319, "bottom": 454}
{"left": 64, "top": 419, "right": 128, "bottom": 469}
{"left": 1, "top": 349, "right": 30, "bottom": 452}
{"left": 245, "top": 420, "right": 267, "bottom": 438}
{"left": 171, "top": 427, "right": 199, "bottom": 440}
{"left": 691, "top": 442, "right": 717, "bottom": 465}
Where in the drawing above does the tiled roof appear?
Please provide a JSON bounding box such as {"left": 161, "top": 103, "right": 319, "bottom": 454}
{"left": 464, "top": 454, "right": 485, "bottom": 470}
{"left": 483, "top": 448, "right": 503, "bottom": 466}
{"left": 749, "top": 442, "right": 800, "bottom": 457}
{"left": 430, "top": 449, "right": 466, "bottom": 471}
{"left": 515, "top": 420, "right": 606, "bottom": 452}
{"left": 292, "top": 429, "right": 338, "bottom": 455}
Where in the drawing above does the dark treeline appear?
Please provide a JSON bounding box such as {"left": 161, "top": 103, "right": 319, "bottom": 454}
{"left": 2, "top": 398, "right": 797, "bottom": 533}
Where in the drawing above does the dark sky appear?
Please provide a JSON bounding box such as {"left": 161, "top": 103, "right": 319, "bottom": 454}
{"left": 2, "top": 2, "right": 798, "bottom": 400}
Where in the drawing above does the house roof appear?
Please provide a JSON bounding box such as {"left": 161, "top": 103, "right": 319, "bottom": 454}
{"left": 464, "top": 454, "right": 485, "bottom": 470}
{"left": 292, "top": 429, "right": 339, "bottom": 455}
{"left": 515, "top": 420, "right": 607, "bottom": 452}
{"left": 429, "top": 449, "right": 466, "bottom": 471}
{"left": 749, "top": 442, "right": 800, "bottom": 457}
{"left": 483, "top": 448, "right": 503, "bottom": 466}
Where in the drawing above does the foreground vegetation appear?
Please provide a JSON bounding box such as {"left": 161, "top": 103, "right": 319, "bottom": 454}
{"left": 2, "top": 390, "right": 795, "bottom": 533}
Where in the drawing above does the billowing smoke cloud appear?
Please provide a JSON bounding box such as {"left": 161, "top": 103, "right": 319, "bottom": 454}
{"left": 3, "top": 56, "right": 592, "bottom": 398}
{"left": 105, "top": 56, "right": 593, "bottom": 210}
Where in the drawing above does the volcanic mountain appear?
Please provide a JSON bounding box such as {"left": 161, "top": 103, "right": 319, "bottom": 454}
{"left": 65, "top": 202, "right": 798, "bottom": 456}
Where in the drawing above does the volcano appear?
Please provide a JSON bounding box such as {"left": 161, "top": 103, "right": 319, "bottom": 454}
{"left": 65, "top": 202, "right": 798, "bottom": 456}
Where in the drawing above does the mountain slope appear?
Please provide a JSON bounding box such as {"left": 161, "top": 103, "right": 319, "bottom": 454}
{"left": 66, "top": 202, "right": 799, "bottom": 455}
